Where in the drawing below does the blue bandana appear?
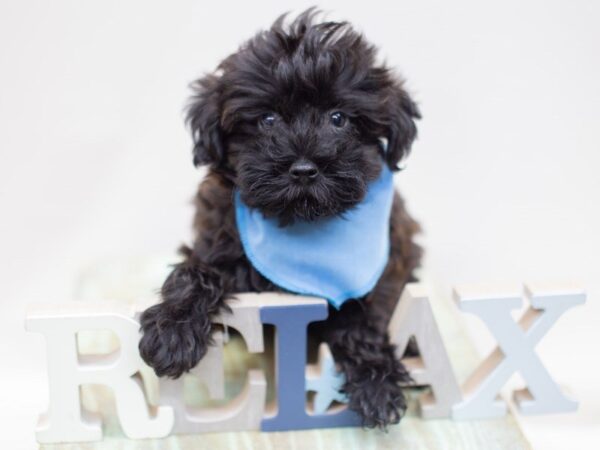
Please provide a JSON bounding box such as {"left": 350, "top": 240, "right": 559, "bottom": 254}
{"left": 234, "top": 165, "right": 394, "bottom": 309}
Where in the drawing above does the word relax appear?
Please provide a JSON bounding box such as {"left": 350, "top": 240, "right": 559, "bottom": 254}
{"left": 26, "top": 283, "right": 585, "bottom": 443}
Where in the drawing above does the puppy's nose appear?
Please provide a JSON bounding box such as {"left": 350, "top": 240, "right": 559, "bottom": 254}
{"left": 289, "top": 160, "right": 319, "bottom": 182}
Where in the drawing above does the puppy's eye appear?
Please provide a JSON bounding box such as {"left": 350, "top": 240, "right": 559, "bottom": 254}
{"left": 260, "top": 113, "right": 276, "bottom": 127}
{"left": 330, "top": 111, "right": 346, "bottom": 128}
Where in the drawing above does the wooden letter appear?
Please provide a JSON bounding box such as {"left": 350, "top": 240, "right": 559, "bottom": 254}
{"left": 25, "top": 302, "right": 174, "bottom": 443}
{"left": 388, "top": 284, "right": 462, "bottom": 419}
{"left": 452, "top": 284, "right": 585, "bottom": 420}
{"left": 158, "top": 296, "right": 267, "bottom": 433}
{"left": 259, "top": 294, "right": 361, "bottom": 431}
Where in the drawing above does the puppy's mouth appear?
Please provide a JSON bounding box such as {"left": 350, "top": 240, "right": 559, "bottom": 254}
{"left": 280, "top": 185, "right": 341, "bottom": 223}
{"left": 240, "top": 175, "right": 368, "bottom": 226}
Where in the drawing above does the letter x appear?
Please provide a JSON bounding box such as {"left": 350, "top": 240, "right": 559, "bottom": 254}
{"left": 452, "top": 284, "right": 585, "bottom": 420}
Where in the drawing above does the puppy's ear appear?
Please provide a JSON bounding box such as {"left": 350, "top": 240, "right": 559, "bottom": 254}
{"left": 385, "top": 87, "right": 421, "bottom": 171}
{"left": 186, "top": 74, "right": 225, "bottom": 167}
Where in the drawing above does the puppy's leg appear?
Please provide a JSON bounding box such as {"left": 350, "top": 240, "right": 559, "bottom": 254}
{"left": 313, "top": 301, "right": 410, "bottom": 429}
{"left": 138, "top": 257, "right": 229, "bottom": 378}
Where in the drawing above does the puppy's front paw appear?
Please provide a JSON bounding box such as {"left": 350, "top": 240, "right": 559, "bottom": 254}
{"left": 138, "top": 302, "right": 210, "bottom": 378}
{"left": 345, "top": 364, "right": 408, "bottom": 429}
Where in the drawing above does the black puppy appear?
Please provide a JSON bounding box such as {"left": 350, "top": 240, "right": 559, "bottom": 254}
{"left": 139, "top": 9, "right": 422, "bottom": 429}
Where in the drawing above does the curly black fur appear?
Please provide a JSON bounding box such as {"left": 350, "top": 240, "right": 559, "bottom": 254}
{"left": 139, "top": 8, "right": 422, "bottom": 429}
{"left": 139, "top": 258, "right": 228, "bottom": 377}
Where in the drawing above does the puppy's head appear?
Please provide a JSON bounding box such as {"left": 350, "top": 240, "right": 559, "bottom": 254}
{"left": 187, "top": 9, "right": 420, "bottom": 224}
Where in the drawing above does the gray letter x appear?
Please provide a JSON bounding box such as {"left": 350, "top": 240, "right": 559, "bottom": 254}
{"left": 452, "top": 284, "right": 585, "bottom": 420}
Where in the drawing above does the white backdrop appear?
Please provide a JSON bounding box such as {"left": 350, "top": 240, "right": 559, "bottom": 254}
{"left": 1, "top": 1, "right": 599, "bottom": 448}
